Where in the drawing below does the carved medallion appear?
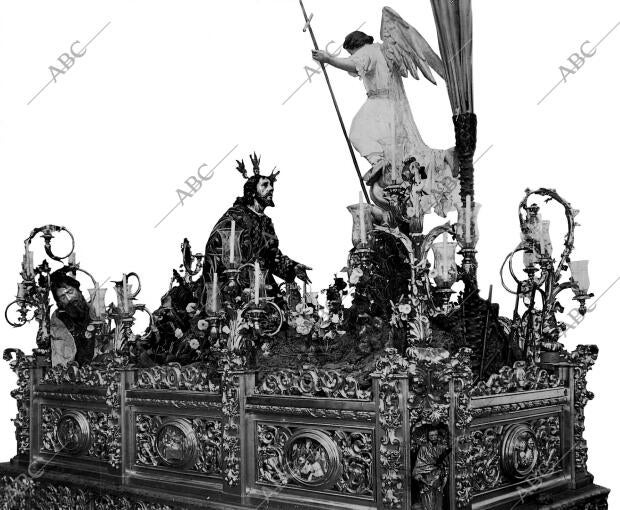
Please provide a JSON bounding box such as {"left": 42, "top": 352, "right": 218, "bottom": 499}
{"left": 56, "top": 411, "right": 90, "bottom": 455}
{"left": 283, "top": 429, "right": 341, "bottom": 490}
{"left": 500, "top": 424, "right": 539, "bottom": 479}
{"left": 155, "top": 418, "right": 198, "bottom": 468}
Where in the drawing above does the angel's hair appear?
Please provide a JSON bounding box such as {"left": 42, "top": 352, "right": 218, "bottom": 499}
{"left": 343, "top": 31, "right": 374, "bottom": 52}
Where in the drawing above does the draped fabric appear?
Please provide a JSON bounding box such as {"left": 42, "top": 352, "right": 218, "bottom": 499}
{"left": 430, "top": 0, "right": 474, "bottom": 115}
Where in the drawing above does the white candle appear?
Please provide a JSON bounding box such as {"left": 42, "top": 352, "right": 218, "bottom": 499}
{"left": 464, "top": 195, "right": 472, "bottom": 244}
{"left": 211, "top": 272, "right": 218, "bottom": 312}
{"left": 302, "top": 281, "right": 307, "bottom": 304}
{"left": 17, "top": 283, "right": 25, "bottom": 300}
{"left": 229, "top": 220, "right": 235, "bottom": 264}
{"left": 442, "top": 233, "right": 448, "bottom": 279}
{"left": 254, "top": 261, "right": 260, "bottom": 305}
{"left": 359, "top": 191, "right": 366, "bottom": 245}
{"left": 94, "top": 282, "right": 101, "bottom": 316}
{"left": 122, "top": 274, "right": 129, "bottom": 312}
{"left": 391, "top": 106, "right": 397, "bottom": 182}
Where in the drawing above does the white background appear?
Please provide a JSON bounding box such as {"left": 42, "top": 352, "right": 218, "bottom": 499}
{"left": 0, "top": 0, "right": 618, "bottom": 505}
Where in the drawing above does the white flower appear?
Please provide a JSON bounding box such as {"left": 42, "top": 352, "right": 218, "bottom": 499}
{"left": 398, "top": 303, "right": 412, "bottom": 314}
{"left": 222, "top": 325, "right": 231, "bottom": 334}
{"left": 297, "top": 325, "right": 312, "bottom": 335}
{"left": 174, "top": 328, "right": 183, "bottom": 339}
{"left": 197, "top": 319, "right": 209, "bottom": 331}
{"left": 331, "top": 314, "right": 340, "bottom": 324}
{"left": 295, "top": 303, "right": 305, "bottom": 313}
{"left": 186, "top": 302, "right": 197, "bottom": 313}
{"left": 295, "top": 316, "right": 305, "bottom": 326}
{"left": 189, "top": 338, "right": 200, "bottom": 350}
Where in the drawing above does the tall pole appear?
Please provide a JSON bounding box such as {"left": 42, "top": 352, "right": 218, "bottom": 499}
{"left": 299, "top": 0, "right": 370, "bottom": 204}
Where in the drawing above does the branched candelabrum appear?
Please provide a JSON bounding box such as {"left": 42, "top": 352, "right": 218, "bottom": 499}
{"left": 500, "top": 188, "right": 592, "bottom": 364}
{"left": 5, "top": 225, "right": 76, "bottom": 359}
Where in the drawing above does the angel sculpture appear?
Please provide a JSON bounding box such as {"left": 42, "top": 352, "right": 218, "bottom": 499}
{"left": 312, "top": 6, "right": 459, "bottom": 220}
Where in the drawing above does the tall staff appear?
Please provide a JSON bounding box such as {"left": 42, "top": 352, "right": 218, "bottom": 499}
{"left": 298, "top": 0, "right": 370, "bottom": 204}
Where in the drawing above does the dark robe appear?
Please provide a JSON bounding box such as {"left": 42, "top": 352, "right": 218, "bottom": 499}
{"left": 203, "top": 198, "right": 300, "bottom": 296}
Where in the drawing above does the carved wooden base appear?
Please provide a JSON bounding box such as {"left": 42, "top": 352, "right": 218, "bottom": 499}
{"left": 0, "top": 463, "right": 609, "bottom": 510}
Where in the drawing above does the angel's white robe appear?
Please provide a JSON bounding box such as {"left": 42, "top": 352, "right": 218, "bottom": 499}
{"left": 348, "top": 43, "right": 458, "bottom": 216}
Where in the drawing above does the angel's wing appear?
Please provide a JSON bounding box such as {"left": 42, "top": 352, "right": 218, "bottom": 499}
{"left": 380, "top": 6, "right": 445, "bottom": 84}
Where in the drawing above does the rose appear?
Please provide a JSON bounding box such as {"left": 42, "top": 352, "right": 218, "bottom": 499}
{"left": 331, "top": 314, "right": 340, "bottom": 324}
{"left": 186, "top": 303, "right": 197, "bottom": 314}
{"left": 174, "top": 328, "right": 183, "bottom": 339}
{"left": 197, "top": 319, "right": 209, "bottom": 331}
{"left": 295, "top": 316, "right": 305, "bottom": 326}
{"left": 189, "top": 338, "right": 200, "bottom": 350}
{"left": 398, "top": 303, "right": 412, "bottom": 314}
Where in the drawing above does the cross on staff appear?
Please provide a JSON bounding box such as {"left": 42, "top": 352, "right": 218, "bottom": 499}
{"left": 298, "top": 0, "right": 370, "bottom": 204}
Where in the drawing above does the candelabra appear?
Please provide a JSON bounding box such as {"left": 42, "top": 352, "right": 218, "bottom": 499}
{"left": 500, "top": 188, "right": 592, "bottom": 364}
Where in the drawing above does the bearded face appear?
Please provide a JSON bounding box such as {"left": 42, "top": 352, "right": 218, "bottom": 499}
{"left": 54, "top": 284, "right": 90, "bottom": 321}
{"left": 255, "top": 177, "right": 275, "bottom": 208}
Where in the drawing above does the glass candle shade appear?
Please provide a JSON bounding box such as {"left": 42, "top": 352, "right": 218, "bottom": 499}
{"left": 247, "top": 262, "right": 269, "bottom": 305}
{"left": 538, "top": 220, "right": 553, "bottom": 258}
{"left": 218, "top": 223, "right": 243, "bottom": 269}
{"left": 523, "top": 250, "right": 538, "bottom": 269}
{"left": 88, "top": 286, "right": 107, "bottom": 320}
{"left": 205, "top": 274, "right": 222, "bottom": 314}
{"left": 347, "top": 201, "right": 374, "bottom": 249}
{"left": 570, "top": 260, "right": 590, "bottom": 293}
{"left": 456, "top": 200, "right": 481, "bottom": 246}
{"left": 431, "top": 241, "right": 458, "bottom": 289}
{"left": 113, "top": 282, "right": 134, "bottom": 315}
{"left": 378, "top": 136, "right": 408, "bottom": 185}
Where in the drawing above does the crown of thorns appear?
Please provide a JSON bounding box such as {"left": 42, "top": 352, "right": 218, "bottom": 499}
{"left": 235, "top": 153, "right": 280, "bottom": 182}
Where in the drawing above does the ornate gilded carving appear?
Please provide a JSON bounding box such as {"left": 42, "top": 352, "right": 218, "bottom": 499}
{"left": 221, "top": 369, "right": 241, "bottom": 487}
{"left": 40, "top": 406, "right": 120, "bottom": 464}
{"left": 501, "top": 424, "right": 539, "bottom": 480}
{"left": 465, "top": 416, "right": 560, "bottom": 496}
{"left": 471, "top": 361, "right": 560, "bottom": 396}
{"left": 56, "top": 411, "right": 90, "bottom": 454}
{"left": 470, "top": 396, "right": 568, "bottom": 419}
{"left": 3, "top": 348, "right": 33, "bottom": 456}
{"left": 246, "top": 404, "right": 374, "bottom": 422}
{"left": 284, "top": 429, "right": 341, "bottom": 489}
{"left": 570, "top": 345, "right": 598, "bottom": 474}
{"left": 407, "top": 347, "right": 451, "bottom": 427}
{"left": 258, "top": 367, "right": 371, "bottom": 400}
{"left": 135, "top": 414, "right": 222, "bottom": 475}
{"left": 134, "top": 364, "right": 220, "bottom": 392}
{"left": 374, "top": 348, "right": 409, "bottom": 509}
{"left": 256, "top": 423, "right": 374, "bottom": 497}
{"left": 40, "top": 362, "right": 119, "bottom": 387}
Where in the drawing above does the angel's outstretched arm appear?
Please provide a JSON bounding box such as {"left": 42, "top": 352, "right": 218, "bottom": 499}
{"left": 312, "top": 50, "right": 357, "bottom": 73}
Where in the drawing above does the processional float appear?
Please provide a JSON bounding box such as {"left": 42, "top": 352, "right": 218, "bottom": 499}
{"left": 0, "top": 1, "right": 609, "bottom": 509}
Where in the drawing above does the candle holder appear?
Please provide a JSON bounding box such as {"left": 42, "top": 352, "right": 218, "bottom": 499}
{"left": 569, "top": 260, "right": 593, "bottom": 315}
{"left": 347, "top": 200, "right": 374, "bottom": 252}
{"left": 221, "top": 268, "right": 241, "bottom": 306}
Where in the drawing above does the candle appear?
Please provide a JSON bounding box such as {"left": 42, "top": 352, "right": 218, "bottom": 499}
{"left": 94, "top": 282, "right": 101, "bottom": 316}
{"left": 254, "top": 260, "right": 260, "bottom": 305}
{"left": 391, "top": 106, "right": 397, "bottom": 182}
{"left": 211, "top": 272, "right": 218, "bottom": 312}
{"left": 464, "top": 195, "right": 472, "bottom": 244}
{"left": 23, "top": 250, "right": 34, "bottom": 278}
{"left": 302, "top": 281, "right": 307, "bottom": 304}
{"left": 17, "top": 283, "right": 25, "bottom": 300}
{"left": 441, "top": 233, "right": 448, "bottom": 279}
{"left": 122, "top": 274, "right": 129, "bottom": 313}
{"left": 359, "top": 191, "right": 366, "bottom": 245}
{"left": 229, "top": 220, "right": 235, "bottom": 264}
